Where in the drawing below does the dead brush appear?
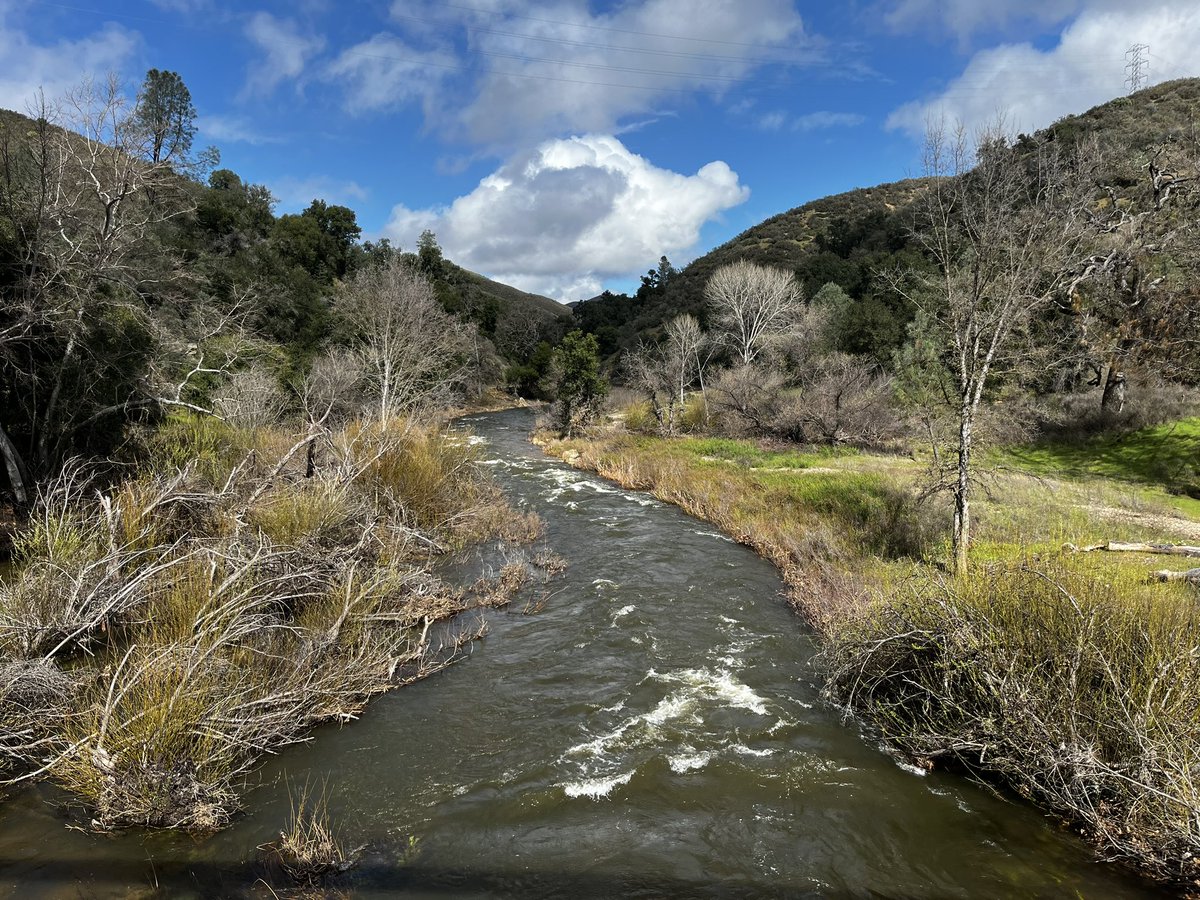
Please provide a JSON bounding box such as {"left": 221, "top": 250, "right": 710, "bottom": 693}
{"left": 470, "top": 560, "right": 531, "bottom": 609}
{"left": 532, "top": 548, "right": 568, "bottom": 575}
{"left": 822, "top": 560, "right": 1200, "bottom": 886}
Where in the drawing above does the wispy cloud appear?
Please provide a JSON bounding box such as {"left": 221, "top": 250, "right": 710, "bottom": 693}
{"left": 241, "top": 12, "right": 325, "bottom": 98}
{"left": 794, "top": 110, "right": 866, "bottom": 130}
{"left": 196, "top": 113, "right": 282, "bottom": 146}
{"left": 324, "top": 32, "right": 455, "bottom": 114}
{"left": 756, "top": 109, "right": 865, "bottom": 131}
{"left": 0, "top": 16, "right": 137, "bottom": 113}
{"left": 375, "top": 0, "right": 824, "bottom": 148}
{"left": 878, "top": 0, "right": 1091, "bottom": 41}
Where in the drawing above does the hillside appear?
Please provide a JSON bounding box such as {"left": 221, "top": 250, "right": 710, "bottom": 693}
{"left": 462, "top": 269, "right": 569, "bottom": 321}
{"left": 576, "top": 78, "right": 1200, "bottom": 363}
{"left": 574, "top": 176, "right": 929, "bottom": 362}
{"left": 0, "top": 102, "right": 566, "bottom": 370}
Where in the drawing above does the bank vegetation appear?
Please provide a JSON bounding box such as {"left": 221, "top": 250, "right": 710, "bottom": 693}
{"left": 0, "top": 71, "right": 555, "bottom": 838}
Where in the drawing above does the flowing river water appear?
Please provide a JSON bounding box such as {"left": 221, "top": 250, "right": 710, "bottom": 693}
{"left": 0, "top": 408, "right": 1166, "bottom": 898}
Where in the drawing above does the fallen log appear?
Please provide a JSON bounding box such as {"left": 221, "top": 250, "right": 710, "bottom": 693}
{"left": 1151, "top": 568, "right": 1200, "bottom": 583}
{"left": 1065, "top": 541, "right": 1200, "bottom": 558}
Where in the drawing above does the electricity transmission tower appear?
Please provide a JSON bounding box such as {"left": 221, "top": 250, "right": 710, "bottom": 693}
{"left": 1125, "top": 43, "right": 1149, "bottom": 94}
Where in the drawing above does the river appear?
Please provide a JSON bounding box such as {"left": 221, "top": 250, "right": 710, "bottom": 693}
{"left": 0, "top": 408, "right": 1163, "bottom": 897}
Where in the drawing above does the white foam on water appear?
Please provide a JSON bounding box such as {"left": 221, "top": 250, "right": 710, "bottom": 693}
{"left": 573, "top": 479, "right": 620, "bottom": 495}
{"left": 592, "top": 578, "right": 617, "bottom": 587}
{"left": 731, "top": 744, "right": 775, "bottom": 758}
{"left": 566, "top": 718, "right": 636, "bottom": 759}
{"left": 693, "top": 529, "right": 734, "bottom": 542}
{"left": 611, "top": 604, "right": 636, "bottom": 624}
{"left": 466, "top": 435, "right": 487, "bottom": 446}
{"left": 892, "top": 756, "right": 928, "bottom": 777}
{"left": 600, "top": 701, "right": 625, "bottom": 714}
{"left": 649, "top": 667, "right": 769, "bottom": 716}
{"left": 643, "top": 691, "right": 701, "bottom": 727}
{"left": 668, "top": 750, "right": 714, "bottom": 773}
{"left": 562, "top": 770, "right": 634, "bottom": 799}
{"left": 717, "top": 615, "right": 739, "bottom": 625}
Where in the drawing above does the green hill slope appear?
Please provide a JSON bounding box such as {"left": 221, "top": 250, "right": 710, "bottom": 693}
{"left": 575, "top": 78, "right": 1200, "bottom": 363}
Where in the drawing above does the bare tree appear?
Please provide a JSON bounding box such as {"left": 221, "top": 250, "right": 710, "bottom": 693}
{"left": 624, "top": 314, "right": 710, "bottom": 435}
{"left": 663, "top": 313, "right": 709, "bottom": 406}
{"left": 708, "top": 363, "right": 786, "bottom": 435}
{"left": 0, "top": 74, "right": 220, "bottom": 489}
{"left": 338, "top": 259, "right": 471, "bottom": 421}
{"left": 705, "top": 260, "right": 803, "bottom": 366}
{"left": 893, "top": 119, "right": 1091, "bottom": 575}
{"left": 214, "top": 367, "right": 287, "bottom": 429}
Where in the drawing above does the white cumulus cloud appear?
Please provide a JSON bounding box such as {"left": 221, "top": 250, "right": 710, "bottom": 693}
{"left": 383, "top": 133, "right": 749, "bottom": 300}
{"left": 887, "top": 2, "right": 1200, "bottom": 139}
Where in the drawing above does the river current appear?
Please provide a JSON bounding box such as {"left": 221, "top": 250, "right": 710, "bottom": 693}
{"left": 0, "top": 408, "right": 1163, "bottom": 898}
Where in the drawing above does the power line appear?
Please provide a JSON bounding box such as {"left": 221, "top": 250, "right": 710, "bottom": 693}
{"left": 389, "top": 11, "right": 811, "bottom": 66}
{"left": 438, "top": 1, "right": 803, "bottom": 50}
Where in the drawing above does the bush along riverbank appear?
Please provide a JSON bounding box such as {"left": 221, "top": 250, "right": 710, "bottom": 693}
{"left": 0, "top": 414, "right": 547, "bottom": 831}
{"left": 537, "top": 426, "right": 1200, "bottom": 889}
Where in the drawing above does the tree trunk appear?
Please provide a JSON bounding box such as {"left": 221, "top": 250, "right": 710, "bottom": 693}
{"left": 1101, "top": 368, "right": 1126, "bottom": 413}
{"left": 952, "top": 408, "right": 972, "bottom": 577}
{"left": 35, "top": 308, "right": 84, "bottom": 471}
{"left": 0, "top": 423, "right": 30, "bottom": 505}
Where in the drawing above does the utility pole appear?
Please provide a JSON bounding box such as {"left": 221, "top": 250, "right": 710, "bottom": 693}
{"left": 1125, "top": 43, "right": 1149, "bottom": 94}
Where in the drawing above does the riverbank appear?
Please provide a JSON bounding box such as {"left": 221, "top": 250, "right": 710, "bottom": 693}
{"left": 537, "top": 424, "right": 1200, "bottom": 889}
{"left": 0, "top": 414, "right": 545, "bottom": 835}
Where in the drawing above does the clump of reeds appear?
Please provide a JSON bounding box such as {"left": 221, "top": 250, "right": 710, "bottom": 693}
{"left": 822, "top": 559, "right": 1200, "bottom": 886}
{"left": 262, "top": 780, "right": 358, "bottom": 887}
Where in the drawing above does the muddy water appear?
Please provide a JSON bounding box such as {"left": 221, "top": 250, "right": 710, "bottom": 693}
{"left": 0, "top": 408, "right": 1162, "bottom": 897}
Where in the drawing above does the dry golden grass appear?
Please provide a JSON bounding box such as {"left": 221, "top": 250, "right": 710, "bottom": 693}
{"left": 0, "top": 413, "right": 539, "bottom": 830}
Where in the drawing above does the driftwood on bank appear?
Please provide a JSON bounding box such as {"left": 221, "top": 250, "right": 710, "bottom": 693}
{"left": 1063, "top": 541, "right": 1200, "bottom": 585}
{"left": 1065, "top": 541, "right": 1200, "bottom": 558}
{"left": 1152, "top": 568, "right": 1200, "bottom": 583}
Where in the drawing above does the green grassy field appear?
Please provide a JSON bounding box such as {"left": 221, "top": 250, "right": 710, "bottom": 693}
{"left": 994, "top": 418, "right": 1200, "bottom": 516}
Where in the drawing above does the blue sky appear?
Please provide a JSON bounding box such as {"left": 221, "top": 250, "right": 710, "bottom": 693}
{"left": 2, "top": 0, "right": 1196, "bottom": 299}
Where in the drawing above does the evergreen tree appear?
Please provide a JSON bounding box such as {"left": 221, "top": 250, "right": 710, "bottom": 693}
{"left": 134, "top": 69, "right": 196, "bottom": 165}
{"left": 554, "top": 330, "right": 607, "bottom": 436}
